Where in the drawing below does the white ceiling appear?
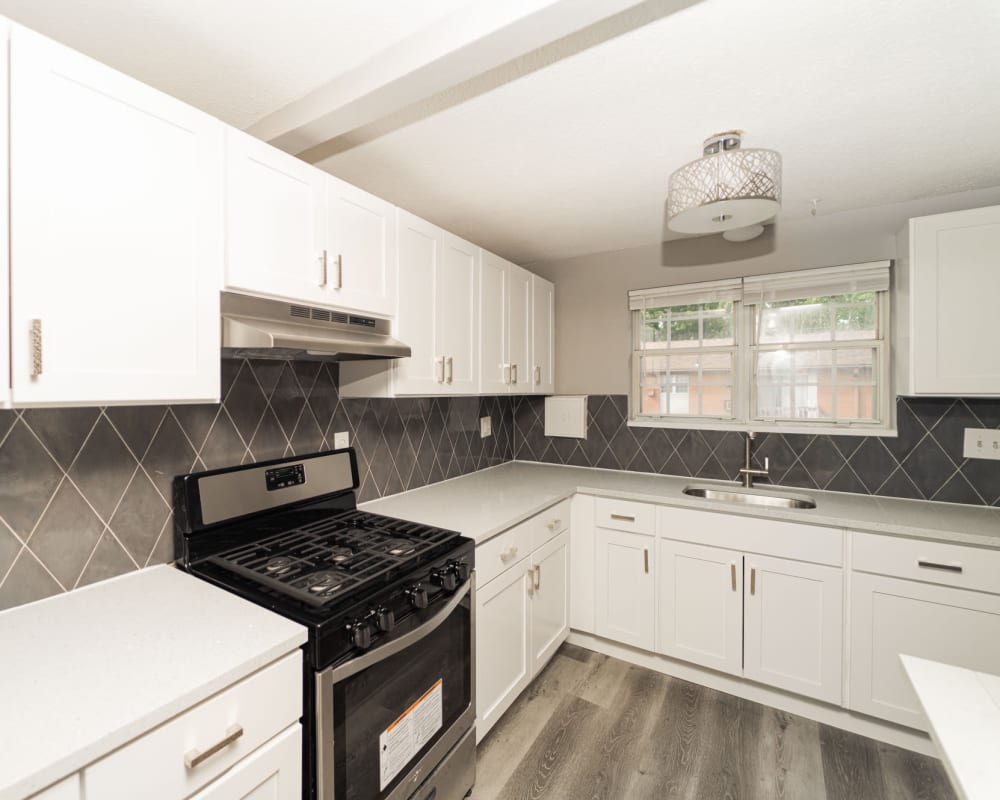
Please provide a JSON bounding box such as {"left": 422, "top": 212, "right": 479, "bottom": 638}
{"left": 2, "top": 0, "right": 999, "bottom": 264}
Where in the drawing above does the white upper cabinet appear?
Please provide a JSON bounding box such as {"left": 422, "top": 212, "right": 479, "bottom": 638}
{"left": 438, "top": 232, "right": 479, "bottom": 393}
{"left": 478, "top": 250, "right": 547, "bottom": 394}
{"left": 323, "top": 176, "right": 397, "bottom": 317}
{"left": 9, "top": 24, "right": 223, "bottom": 406}
{"left": 225, "top": 128, "right": 325, "bottom": 307}
{"left": 531, "top": 274, "right": 555, "bottom": 394}
{"left": 896, "top": 204, "right": 1000, "bottom": 396}
{"left": 227, "top": 131, "right": 396, "bottom": 318}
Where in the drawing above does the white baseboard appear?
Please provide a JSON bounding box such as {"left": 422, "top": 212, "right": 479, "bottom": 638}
{"left": 566, "top": 630, "right": 937, "bottom": 758}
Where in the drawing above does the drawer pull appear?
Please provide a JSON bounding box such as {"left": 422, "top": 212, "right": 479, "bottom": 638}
{"left": 534, "top": 564, "right": 541, "bottom": 590}
{"left": 610, "top": 513, "right": 635, "bottom": 522}
{"left": 184, "top": 724, "right": 244, "bottom": 769}
{"left": 527, "top": 569, "right": 535, "bottom": 597}
{"left": 917, "top": 559, "right": 963, "bottom": 574}
{"left": 546, "top": 519, "right": 562, "bottom": 531}
{"left": 644, "top": 549, "right": 649, "bottom": 574}
{"left": 750, "top": 567, "right": 756, "bottom": 596}
{"left": 499, "top": 546, "right": 519, "bottom": 563}
{"left": 731, "top": 563, "right": 737, "bottom": 592}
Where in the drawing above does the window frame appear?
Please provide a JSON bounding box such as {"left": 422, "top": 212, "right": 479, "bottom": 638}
{"left": 628, "top": 264, "right": 895, "bottom": 437}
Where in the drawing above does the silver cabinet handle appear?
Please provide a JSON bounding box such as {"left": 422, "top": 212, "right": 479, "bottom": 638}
{"left": 446, "top": 356, "right": 454, "bottom": 384}
{"left": 527, "top": 569, "right": 535, "bottom": 597}
{"left": 335, "top": 253, "right": 343, "bottom": 289}
{"left": 546, "top": 519, "right": 561, "bottom": 531}
{"left": 503, "top": 364, "right": 511, "bottom": 385}
{"left": 436, "top": 357, "right": 445, "bottom": 383}
{"left": 731, "top": 563, "right": 737, "bottom": 592}
{"left": 610, "top": 513, "right": 635, "bottom": 522}
{"left": 534, "top": 564, "right": 541, "bottom": 590}
{"left": 534, "top": 365, "right": 541, "bottom": 385}
{"left": 644, "top": 549, "right": 649, "bottom": 574}
{"left": 511, "top": 364, "right": 518, "bottom": 384}
{"left": 750, "top": 567, "right": 756, "bottom": 596}
{"left": 318, "top": 250, "right": 328, "bottom": 286}
{"left": 30, "top": 319, "right": 42, "bottom": 377}
{"left": 185, "top": 724, "right": 243, "bottom": 769}
{"left": 917, "top": 560, "right": 963, "bottom": 573}
{"left": 499, "top": 545, "right": 519, "bottom": 563}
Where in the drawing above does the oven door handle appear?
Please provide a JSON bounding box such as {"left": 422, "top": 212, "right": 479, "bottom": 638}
{"left": 327, "top": 578, "right": 472, "bottom": 684}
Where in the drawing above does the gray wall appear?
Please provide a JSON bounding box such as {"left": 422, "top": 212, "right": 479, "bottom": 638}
{"left": 532, "top": 187, "right": 1000, "bottom": 395}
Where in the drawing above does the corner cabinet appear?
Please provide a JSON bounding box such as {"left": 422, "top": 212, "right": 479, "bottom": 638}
{"left": 8, "top": 23, "right": 223, "bottom": 406}
{"left": 475, "top": 501, "right": 570, "bottom": 742}
{"left": 895, "top": 204, "right": 1000, "bottom": 395}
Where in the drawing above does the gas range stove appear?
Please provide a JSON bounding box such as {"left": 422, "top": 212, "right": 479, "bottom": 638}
{"left": 174, "top": 448, "right": 477, "bottom": 800}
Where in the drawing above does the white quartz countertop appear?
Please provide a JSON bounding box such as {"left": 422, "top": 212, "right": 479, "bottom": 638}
{"left": 361, "top": 461, "right": 1000, "bottom": 548}
{"left": 903, "top": 656, "right": 1000, "bottom": 800}
{"left": 0, "top": 565, "right": 307, "bottom": 800}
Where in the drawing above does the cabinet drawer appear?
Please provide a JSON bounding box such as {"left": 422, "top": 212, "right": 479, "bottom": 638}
{"left": 852, "top": 532, "right": 1000, "bottom": 594}
{"left": 476, "top": 500, "right": 570, "bottom": 586}
{"left": 594, "top": 498, "right": 655, "bottom": 535}
{"left": 84, "top": 651, "right": 302, "bottom": 800}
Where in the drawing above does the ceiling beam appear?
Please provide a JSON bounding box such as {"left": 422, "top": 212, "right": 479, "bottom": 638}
{"left": 247, "top": 0, "right": 697, "bottom": 158}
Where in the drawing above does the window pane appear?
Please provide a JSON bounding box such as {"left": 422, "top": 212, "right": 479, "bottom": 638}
{"left": 755, "top": 347, "right": 877, "bottom": 421}
{"left": 640, "top": 301, "right": 734, "bottom": 349}
{"left": 758, "top": 292, "right": 877, "bottom": 344}
{"left": 638, "top": 353, "right": 734, "bottom": 417}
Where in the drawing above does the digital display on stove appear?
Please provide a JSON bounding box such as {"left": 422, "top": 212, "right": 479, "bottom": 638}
{"left": 265, "top": 463, "right": 306, "bottom": 491}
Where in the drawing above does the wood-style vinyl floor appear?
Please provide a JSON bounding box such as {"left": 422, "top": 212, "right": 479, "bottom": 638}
{"left": 474, "top": 643, "right": 956, "bottom": 800}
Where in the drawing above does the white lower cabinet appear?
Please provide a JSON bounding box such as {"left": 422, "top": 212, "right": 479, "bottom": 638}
{"left": 476, "top": 509, "right": 570, "bottom": 743}
{"left": 191, "top": 724, "right": 302, "bottom": 800}
{"left": 657, "top": 540, "right": 743, "bottom": 676}
{"left": 849, "top": 571, "right": 1000, "bottom": 730}
{"left": 744, "top": 555, "right": 843, "bottom": 704}
{"left": 28, "top": 775, "right": 80, "bottom": 800}
{"left": 595, "top": 527, "right": 654, "bottom": 650}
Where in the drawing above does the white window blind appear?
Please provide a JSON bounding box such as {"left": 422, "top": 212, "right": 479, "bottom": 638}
{"left": 742, "top": 261, "right": 890, "bottom": 306}
{"left": 628, "top": 278, "right": 742, "bottom": 311}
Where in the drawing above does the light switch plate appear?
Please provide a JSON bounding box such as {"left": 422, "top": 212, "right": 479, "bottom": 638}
{"left": 963, "top": 428, "right": 1000, "bottom": 460}
{"left": 333, "top": 431, "right": 350, "bottom": 450}
{"left": 480, "top": 416, "right": 492, "bottom": 438}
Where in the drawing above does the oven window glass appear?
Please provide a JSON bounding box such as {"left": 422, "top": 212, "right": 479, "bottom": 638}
{"left": 333, "top": 596, "right": 471, "bottom": 799}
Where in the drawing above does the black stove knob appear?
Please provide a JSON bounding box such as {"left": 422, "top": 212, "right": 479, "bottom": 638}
{"left": 350, "top": 621, "right": 373, "bottom": 650}
{"left": 376, "top": 607, "right": 395, "bottom": 633}
{"left": 451, "top": 560, "right": 470, "bottom": 583}
{"left": 407, "top": 586, "right": 428, "bottom": 609}
{"left": 432, "top": 568, "right": 458, "bottom": 592}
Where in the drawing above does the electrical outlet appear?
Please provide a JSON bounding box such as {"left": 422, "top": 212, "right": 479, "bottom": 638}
{"left": 333, "top": 431, "right": 350, "bottom": 450}
{"left": 480, "top": 416, "right": 492, "bottom": 438}
{"left": 963, "top": 428, "right": 1000, "bottom": 460}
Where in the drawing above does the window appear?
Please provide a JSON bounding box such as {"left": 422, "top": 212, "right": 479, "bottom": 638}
{"left": 629, "top": 262, "right": 892, "bottom": 433}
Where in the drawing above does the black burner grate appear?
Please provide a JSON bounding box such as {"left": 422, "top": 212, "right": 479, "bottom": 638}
{"left": 206, "top": 510, "right": 458, "bottom": 607}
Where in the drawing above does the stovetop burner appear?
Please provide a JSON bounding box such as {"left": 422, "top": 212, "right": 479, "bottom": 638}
{"left": 202, "top": 509, "right": 460, "bottom": 607}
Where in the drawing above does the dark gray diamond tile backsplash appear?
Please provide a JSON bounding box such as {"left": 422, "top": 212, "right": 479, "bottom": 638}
{"left": 2, "top": 369, "right": 997, "bottom": 613}
{"left": 512, "top": 394, "right": 1000, "bottom": 509}
{"left": 0, "top": 360, "right": 514, "bottom": 611}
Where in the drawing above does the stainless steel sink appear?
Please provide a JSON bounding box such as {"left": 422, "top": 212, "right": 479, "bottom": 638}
{"left": 682, "top": 486, "right": 817, "bottom": 509}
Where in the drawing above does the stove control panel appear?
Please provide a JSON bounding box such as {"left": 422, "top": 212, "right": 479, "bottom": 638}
{"left": 265, "top": 463, "right": 306, "bottom": 491}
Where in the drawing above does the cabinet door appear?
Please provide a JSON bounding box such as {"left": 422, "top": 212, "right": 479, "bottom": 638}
{"left": 850, "top": 572, "right": 1000, "bottom": 729}
{"left": 911, "top": 205, "right": 1000, "bottom": 394}
{"left": 507, "top": 264, "right": 531, "bottom": 392}
{"left": 225, "top": 128, "right": 325, "bottom": 306}
{"left": 10, "top": 25, "right": 223, "bottom": 405}
{"left": 437, "top": 232, "right": 479, "bottom": 393}
{"left": 476, "top": 561, "right": 532, "bottom": 742}
{"left": 28, "top": 775, "right": 80, "bottom": 800}
{"left": 657, "top": 540, "right": 742, "bottom": 676}
{"left": 530, "top": 531, "right": 570, "bottom": 674}
{"left": 323, "top": 176, "right": 397, "bottom": 317}
{"left": 531, "top": 274, "right": 555, "bottom": 394}
{"left": 744, "top": 555, "right": 842, "bottom": 704}
{"left": 190, "top": 724, "right": 302, "bottom": 800}
{"left": 595, "top": 528, "right": 654, "bottom": 650}
{"left": 394, "top": 211, "right": 445, "bottom": 395}
{"left": 478, "top": 249, "right": 510, "bottom": 394}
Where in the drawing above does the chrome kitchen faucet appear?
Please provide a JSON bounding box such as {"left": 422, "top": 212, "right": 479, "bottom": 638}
{"left": 739, "top": 432, "right": 770, "bottom": 488}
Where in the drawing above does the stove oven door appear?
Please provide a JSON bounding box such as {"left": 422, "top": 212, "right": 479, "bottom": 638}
{"left": 314, "top": 579, "right": 475, "bottom": 800}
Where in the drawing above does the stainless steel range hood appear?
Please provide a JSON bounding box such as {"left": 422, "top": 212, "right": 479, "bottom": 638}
{"left": 221, "top": 292, "right": 410, "bottom": 361}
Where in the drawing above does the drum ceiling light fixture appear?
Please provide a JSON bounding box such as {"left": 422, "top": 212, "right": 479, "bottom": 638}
{"left": 667, "top": 130, "right": 782, "bottom": 241}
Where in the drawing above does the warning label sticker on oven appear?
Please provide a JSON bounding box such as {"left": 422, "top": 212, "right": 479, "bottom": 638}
{"left": 379, "top": 678, "right": 443, "bottom": 791}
